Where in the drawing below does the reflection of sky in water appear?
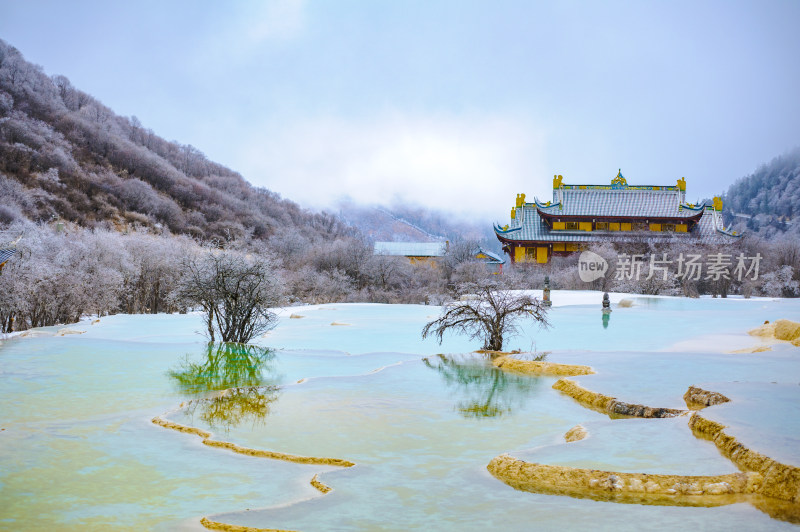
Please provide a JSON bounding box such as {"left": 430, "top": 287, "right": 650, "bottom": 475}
{"left": 514, "top": 416, "right": 741, "bottom": 475}
{"left": 0, "top": 296, "right": 798, "bottom": 530}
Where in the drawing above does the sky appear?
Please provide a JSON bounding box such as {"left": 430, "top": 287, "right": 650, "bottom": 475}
{"left": 1, "top": 0, "right": 799, "bottom": 221}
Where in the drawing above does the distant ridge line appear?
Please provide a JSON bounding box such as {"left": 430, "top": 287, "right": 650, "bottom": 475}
{"left": 373, "top": 207, "right": 446, "bottom": 242}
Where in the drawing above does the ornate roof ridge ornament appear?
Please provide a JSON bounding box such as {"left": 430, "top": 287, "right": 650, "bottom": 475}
{"left": 534, "top": 197, "right": 560, "bottom": 209}
{"left": 610, "top": 169, "right": 628, "bottom": 188}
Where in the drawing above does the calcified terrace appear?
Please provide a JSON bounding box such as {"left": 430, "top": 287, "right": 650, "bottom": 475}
{"left": 487, "top": 320, "right": 800, "bottom": 522}
{"left": 2, "top": 296, "right": 799, "bottom": 531}
{"left": 151, "top": 319, "right": 800, "bottom": 530}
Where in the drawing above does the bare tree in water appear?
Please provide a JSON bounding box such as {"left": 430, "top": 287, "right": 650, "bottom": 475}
{"left": 422, "top": 279, "right": 549, "bottom": 352}
{"left": 177, "top": 250, "right": 284, "bottom": 344}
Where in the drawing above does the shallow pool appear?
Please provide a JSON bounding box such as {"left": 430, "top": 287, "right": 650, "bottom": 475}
{"left": 1, "top": 294, "right": 798, "bottom": 530}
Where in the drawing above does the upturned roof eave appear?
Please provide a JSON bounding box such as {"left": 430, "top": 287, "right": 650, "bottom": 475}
{"left": 493, "top": 230, "right": 739, "bottom": 244}
{"left": 535, "top": 208, "right": 705, "bottom": 223}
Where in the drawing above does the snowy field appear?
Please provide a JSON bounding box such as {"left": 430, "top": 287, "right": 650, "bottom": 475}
{"left": 1, "top": 291, "right": 799, "bottom": 530}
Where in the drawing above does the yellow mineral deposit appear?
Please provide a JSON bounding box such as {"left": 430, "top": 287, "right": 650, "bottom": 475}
{"left": 617, "top": 299, "right": 634, "bottom": 308}
{"left": 564, "top": 424, "right": 588, "bottom": 442}
{"left": 200, "top": 516, "right": 297, "bottom": 532}
{"left": 486, "top": 454, "right": 756, "bottom": 506}
{"left": 774, "top": 319, "right": 800, "bottom": 345}
{"left": 330, "top": 322, "right": 351, "bottom": 326}
{"left": 552, "top": 378, "right": 686, "bottom": 418}
{"left": 151, "top": 415, "right": 355, "bottom": 467}
{"left": 288, "top": 314, "right": 304, "bottom": 319}
{"left": 683, "top": 386, "right": 731, "bottom": 410}
{"left": 493, "top": 355, "right": 595, "bottom": 376}
{"left": 729, "top": 345, "right": 773, "bottom": 354}
{"left": 748, "top": 321, "right": 776, "bottom": 338}
{"left": 151, "top": 416, "right": 212, "bottom": 439}
{"left": 747, "top": 319, "right": 800, "bottom": 347}
{"left": 689, "top": 412, "right": 800, "bottom": 503}
{"left": 489, "top": 376, "right": 800, "bottom": 522}
{"left": 310, "top": 474, "right": 332, "bottom": 494}
{"left": 154, "top": 390, "right": 351, "bottom": 532}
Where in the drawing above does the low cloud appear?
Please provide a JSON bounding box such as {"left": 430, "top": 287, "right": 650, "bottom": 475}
{"left": 238, "top": 112, "right": 547, "bottom": 220}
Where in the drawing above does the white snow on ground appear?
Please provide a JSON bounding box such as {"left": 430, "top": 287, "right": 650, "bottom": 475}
{"left": 1, "top": 290, "right": 783, "bottom": 343}
{"left": 507, "top": 290, "right": 779, "bottom": 307}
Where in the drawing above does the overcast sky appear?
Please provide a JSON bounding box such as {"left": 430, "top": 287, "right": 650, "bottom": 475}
{"left": 2, "top": 0, "right": 799, "bottom": 220}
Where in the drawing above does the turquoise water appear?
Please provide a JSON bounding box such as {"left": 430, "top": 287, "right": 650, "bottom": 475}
{"left": 1, "top": 295, "right": 798, "bottom": 530}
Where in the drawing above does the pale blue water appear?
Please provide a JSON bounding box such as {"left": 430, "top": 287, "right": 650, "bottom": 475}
{"left": 1, "top": 295, "right": 798, "bottom": 530}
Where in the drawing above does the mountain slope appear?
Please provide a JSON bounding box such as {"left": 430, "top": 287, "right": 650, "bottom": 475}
{"left": 0, "top": 39, "right": 351, "bottom": 243}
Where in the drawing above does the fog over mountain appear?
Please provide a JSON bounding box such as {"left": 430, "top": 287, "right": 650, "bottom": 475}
{"left": 0, "top": 38, "right": 502, "bottom": 251}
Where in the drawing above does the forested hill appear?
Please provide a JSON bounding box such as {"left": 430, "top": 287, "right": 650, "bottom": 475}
{"left": 0, "top": 39, "right": 352, "bottom": 243}
{"left": 723, "top": 147, "right": 800, "bottom": 238}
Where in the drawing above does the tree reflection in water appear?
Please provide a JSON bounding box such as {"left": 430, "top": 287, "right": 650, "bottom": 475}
{"left": 168, "top": 343, "right": 280, "bottom": 430}
{"left": 423, "top": 354, "right": 539, "bottom": 418}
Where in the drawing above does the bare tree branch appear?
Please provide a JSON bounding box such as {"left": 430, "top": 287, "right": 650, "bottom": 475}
{"left": 176, "top": 249, "right": 284, "bottom": 344}
{"left": 422, "top": 279, "right": 549, "bottom": 351}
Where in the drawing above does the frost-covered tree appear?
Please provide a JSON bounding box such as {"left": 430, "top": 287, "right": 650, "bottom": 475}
{"left": 758, "top": 265, "right": 799, "bottom": 297}
{"left": 177, "top": 249, "right": 284, "bottom": 344}
{"left": 119, "top": 231, "right": 189, "bottom": 314}
{"left": 0, "top": 223, "right": 126, "bottom": 329}
{"left": 724, "top": 146, "right": 800, "bottom": 237}
{"left": 365, "top": 253, "right": 413, "bottom": 291}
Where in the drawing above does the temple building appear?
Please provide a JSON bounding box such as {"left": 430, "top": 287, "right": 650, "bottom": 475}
{"left": 494, "top": 171, "right": 741, "bottom": 264}
{"left": 0, "top": 237, "right": 20, "bottom": 274}
{"left": 474, "top": 246, "right": 505, "bottom": 274}
{"left": 373, "top": 241, "right": 505, "bottom": 272}
{"left": 0, "top": 247, "right": 15, "bottom": 274}
{"left": 373, "top": 241, "right": 448, "bottom": 265}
